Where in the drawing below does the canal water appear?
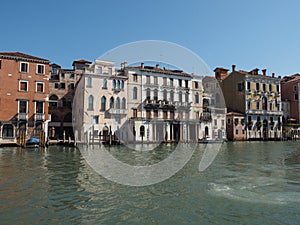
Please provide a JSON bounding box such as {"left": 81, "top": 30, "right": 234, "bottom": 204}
{"left": 0, "top": 142, "right": 300, "bottom": 224}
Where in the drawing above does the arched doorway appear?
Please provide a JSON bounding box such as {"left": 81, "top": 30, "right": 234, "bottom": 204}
{"left": 205, "top": 126, "right": 209, "bottom": 138}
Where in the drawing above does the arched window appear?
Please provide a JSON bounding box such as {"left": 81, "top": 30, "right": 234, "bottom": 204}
{"left": 109, "top": 97, "right": 114, "bottom": 108}
{"left": 262, "top": 96, "right": 267, "bottom": 110}
{"left": 205, "top": 126, "right": 209, "bottom": 137}
{"left": 133, "top": 87, "right": 138, "bottom": 99}
{"left": 122, "top": 98, "right": 126, "bottom": 109}
{"left": 117, "top": 80, "right": 120, "bottom": 89}
{"left": 87, "top": 76, "right": 92, "bottom": 87}
{"left": 112, "top": 79, "right": 116, "bottom": 89}
{"left": 146, "top": 88, "right": 151, "bottom": 100}
{"left": 121, "top": 80, "right": 125, "bottom": 90}
{"left": 116, "top": 97, "right": 120, "bottom": 109}
{"left": 163, "top": 89, "right": 167, "bottom": 101}
{"left": 154, "top": 89, "right": 158, "bottom": 101}
{"left": 88, "top": 95, "right": 94, "bottom": 110}
{"left": 179, "top": 91, "right": 182, "bottom": 102}
{"left": 195, "top": 92, "right": 199, "bottom": 104}
{"left": 140, "top": 125, "right": 145, "bottom": 138}
{"left": 102, "top": 79, "right": 107, "bottom": 89}
{"left": 100, "top": 96, "right": 106, "bottom": 111}
{"left": 49, "top": 94, "right": 58, "bottom": 109}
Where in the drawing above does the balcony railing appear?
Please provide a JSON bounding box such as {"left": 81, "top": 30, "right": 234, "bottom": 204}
{"left": 247, "top": 110, "right": 283, "bottom": 115}
{"left": 200, "top": 112, "right": 212, "bottom": 122}
{"left": 108, "top": 108, "right": 128, "bottom": 115}
{"left": 18, "top": 113, "right": 28, "bottom": 120}
{"left": 34, "top": 113, "right": 45, "bottom": 121}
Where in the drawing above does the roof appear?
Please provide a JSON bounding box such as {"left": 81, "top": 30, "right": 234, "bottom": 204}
{"left": 72, "top": 59, "right": 92, "bottom": 66}
{"left": 227, "top": 111, "right": 245, "bottom": 116}
{"left": 281, "top": 74, "right": 300, "bottom": 84}
{"left": 0, "top": 52, "right": 49, "bottom": 63}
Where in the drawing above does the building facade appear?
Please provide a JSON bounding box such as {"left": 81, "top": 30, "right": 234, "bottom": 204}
{"left": 0, "top": 52, "right": 50, "bottom": 144}
{"left": 216, "top": 65, "right": 283, "bottom": 140}
{"left": 226, "top": 112, "right": 246, "bottom": 141}
{"left": 48, "top": 60, "right": 90, "bottom": 141}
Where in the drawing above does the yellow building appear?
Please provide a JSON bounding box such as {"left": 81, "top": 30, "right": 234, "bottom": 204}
{"left": 215, "top": 65, "right": 283, "bottom": 140}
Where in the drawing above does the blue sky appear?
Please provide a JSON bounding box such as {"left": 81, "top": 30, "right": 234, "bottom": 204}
{"left": 1, "top": 0, "right": 300, "bottom": 76}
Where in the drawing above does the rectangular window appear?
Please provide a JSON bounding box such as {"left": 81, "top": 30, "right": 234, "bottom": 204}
{"left": 247, "top": 81, "right": 251, "bottom": 90}
{"left": 20, "top": 62, "right": 28, "bottom": 73}
{"left": 170, "top": 111, "right": 175, "bottom": 120}
{"left": 234, "top": 118, "right": 239, "bottom": 125}
{"left": 154, "top": 110, "right": 158, "bottom": 118}
{"left": 227, "top": 118, "right": 231, "bottom": 124}
{"left": 146, "top": 75, "right": 150, "bottom": 84}
{"left": 19, "top": 80, "right": 28, "bottom": 92}
{"left": 269, "top": 84, "right": 272, "bottom": 92}
{"left": 37, "top": 64, "right": 45, "bottom": 74}
{"left": 170, "top": 78, "right": 173, "bottom": 87}
{"left": 0, "top": 60, "right": 2, "bottom": 69}
{"left": 256, "top": 101, "right": 260, "bottom": 110}
{"left": 54, "top": 83, "right": 59, "bottom": 89}
{"left": 133, "top": 74, "right": 138, "bottom": 82}
{"left": 185, "top": 80, "right": 189, "bottom": 88}
{"left": 36, "top": 82, "right": 44, "bottom": 93}
{"left": 247, "top": 101, "right": 251, "bottom": 110}
{"left": 19, "top": 100, "right": 27, "bottom": 113}
{"left": 163, "top": 111, "right": 168, "bottom": 119}
{"left": 195, "top": 81, "right": 198, "bottom": 89}
{"left": 238, "top": 83, "right": 244, "bottom": 91}
{"left": 235, "top": 129, "right": 239, "bottom": 135}
{"left": 146, "top": 110, "right": 151, "bottom": 119}
{"left": 295, "top": 94, "right": 298, "bottom": 100}
{"left": 262, "top": 83, "right": 266, "bottom": 92}
{"left": 70, "top": 83, "right": 75, "bottom": 90}
{"left": 60, "top": 83, "right": 66, "bottom": 89}
{"left": 277, "top": 84, "right": 280, "bottom": 93}
{"left": 214, "top": 119, "right": 217, "bottom": 126}
{"left": 185, "top": 111, "right": 189, "bottom": 120}
{"left": 96, "top": 67, "right": 102, "bottom": 74}
{"left": 256, "top": 83, "right": 260, "bottom": 91}
{"left": 93, "top": 116, "right": 99, "bottom": 124}
{"left": 108, "top": 68, "right": 112, "bottom": 75}
{"left": 132, "top": 109, "right": 137, "bottom": 118}
{"left": 35, "top": 101, "right": 44, "bottom": 113}
{"left": 179, "top": 79, "right": 182, "bottom": 87}
{"left": 61, "top": 73, "right": 65, "bottom": 79}
{"left": 222, "top": 119, "right": 225, "bottom": 126}
{"left": 163, "top": 77, "right": 167, "bottom": 86}
{"left": 269, "top": 102, "right": 273, "bottom": 111}
{"left": 154, "top": 76, "right": 158, "bottom": 85}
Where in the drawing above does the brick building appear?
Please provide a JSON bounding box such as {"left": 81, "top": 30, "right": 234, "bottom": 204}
{"left": 0, "top": 52, "right": 50, "bottom": 144}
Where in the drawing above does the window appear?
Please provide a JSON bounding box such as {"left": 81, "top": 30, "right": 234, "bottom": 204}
{"left": 154, "top": 76, "right": 158, "bottom": 85}
{"left": 133, "top": 87, "right": 138, "bottom": 99}
{"left": 235, "top": 129, "right": 239, "bottom": 135}
{"left": 133, "top": 74, "right": 138, "bottom": 82}
{"left": 0, "top": 60, "right": 2, "bottom": 69}
{"left": 116, "top": 97, "right": 120, "bottom": 109}
{"left": 170, "top": 78, "right": 173, "bottom": 87}
{"left": 214, "top": 119, "right": 217, "bottom": 126}
{"left": 19, "top": 100, "right": 28, "bottom": 113}
{"left": 112, "top": 79, "right": 116, "bottom": 89}
{"left": 154, "top": 110, "right": 158, "bottom": 118}
{"left": 277, "top": 84, "right": 280, "bottom": 93}
{"left": 185, "top": 80, "right": 189, "bottom": 88}
{"left": 269, "top": 102, "right": 273, "bottom": 111}
{"left": 117, "top": 80, "right": 120, "bottom": 89}
{"left": 122, "top": 98, "right": 126, "bottom": 109}
{"left": 185, "top": 92, "right": 189, "bottom": 102}
{"left": 269, "top": 84, "right": 272, "bottom": 92}
{"left": 19, "top": 80, "right": 28, "bottom": 92}
{"left": 179, "top": 79, "right": 182, "bottom": 87}
{"left": 247, "top": 81, "right": 251, "bottom": 90}
{"left": 262, "top": 97, "right": 267, "bottom": 110}
{"left": 49, "top": 95, "right": 58, "bottom": 109}
{"left": 227, "top": 118, "right": 231, "bottom": 124}
{"left": 170, "top": 90, "right": 174, "bottom": 102}
{"left": 108, "top": 68, "right": 112, "bottom": 75}
{"left": 195, "top": 93, "right": 199, "bottom": 104}
{"left": 256, "top": 83, "right": 260, "bottom": 91}
{"left": 163, "top": 77, "right": 167, "bottom": 86}
{"left": 238, "top": 83, "right": 244, "bottom": 91}
{"left": 96, "top": 66, "right": 102, "bottom": 74}
{"left": 146, "top": 88, "right": 151, "bottom": 100}
{"left": 37, "top": 64, "right": 45, "bottom": 74}
{"left": 54, "top": 83, "right": 59, "bottom": 89}
{"left": 234, "top": 118, "right": 239, "bottom": 126}
{"left": 295, "top": 94, "right": 298, "bottom": 101}
{"left": 61, "top": 73, "right": 65, "bottom": 79}
{"left": 93, "top": 116, "right": 99, "bottom": 124}
{"left": 262, "top": 83, "right": 266, "bottom": 92}
{"left": 69, "top": 83, "right": 75, "bottom": 90}
{"left": 154, "top": 89, "right": 158, "bottom": 101}
{"left": 256, "top": 101, "right": 260, "bottom": 110}
{"left": 36, "top": 82, "right": 44, "bottom": 93}
{"left": 146, "top": 75, "right": 150, "bottom": 84}
{"left": 163, "top": 89, "right": 167, "bottom": 101}
{"left": 102, "top": 79, "right": 107, "bottom": 89}
{"left": 179, "top": 91, "right": 182, "bottom": 102}
{"left": 88, "top": 95, "right": 94, "bottom": 110}
{"left": 163, "top": 111, "right": 168, "bottom": 119}
{"left": 87, "top": 77, "right": 92, "bottom": 88}
{"left": 35, "top": 101, "right": 44, "bottom": 113}
{"left": 100, "top": 96, "right": 106, "bottom": 111}
{"left": 195, "top": 81, "right": 198, "bottom": 89}
{"left": 222, "top": 120, "right": 225, "bottom": 126}
{"left": 132, "top": 109, "right": 137, "bottom": 118}
{"left": 60, "top": 83, "right": 65, "bottom": 89}
{"left": 247, "top": 101, "right": 251, "bottom": 110}
{"left": 146, "top": 110, "right": 151, "bottom": 119}
{"left": 121, "top": 80, "right": 124, "bottom": 90}
{"left": 20, "top": 62, "right": 28, "bottom": 73}
{"left": 170, "top": 111, "right": 175, "bottom": 120}
{"left": 294, "top": 86, "right": 297, "bottom": 91}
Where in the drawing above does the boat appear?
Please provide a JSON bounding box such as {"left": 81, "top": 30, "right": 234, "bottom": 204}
{"left": 198, "top": 138, "right": 224, "bottom": 144}
{"left": 26, "top": 137, "right": 40, "bottom": 148}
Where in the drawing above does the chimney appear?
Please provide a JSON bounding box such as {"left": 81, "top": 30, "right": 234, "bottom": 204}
{"left": 141, "top": 62, "right": 144, "bottom": 69}
{"left": 272, "top": 73, "right": 275, "bottom": 78}
{"left": 232, "top": 65, "right": 236, "bottom": 72}
{"left": 155, "top": 64, "right": 159, "bottom": 69}
{"left": 262, "top": 69, "right": 267, "bottom": 76}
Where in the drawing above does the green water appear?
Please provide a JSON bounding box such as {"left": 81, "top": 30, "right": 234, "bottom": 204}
{"left": 0, "top": 142, "right": 300, "bottom": 224}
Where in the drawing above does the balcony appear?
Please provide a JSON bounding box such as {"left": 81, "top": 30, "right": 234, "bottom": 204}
{"left": 112, "top": 87, "right": 123, "bottom": 92}
{"left": 34, "top": 113, "right": 45, "bottom": 121}
{"left": 247, "top": 110, "right": 283, "bottom": 116}
{"left": 108, "top": 108, "right": 128, "bottom": 115}
{"left": 200, "top": 112, "right": 212, "bottom": 122}
{"left": 18, "top": 113, "right": 28, "bottom": 120}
